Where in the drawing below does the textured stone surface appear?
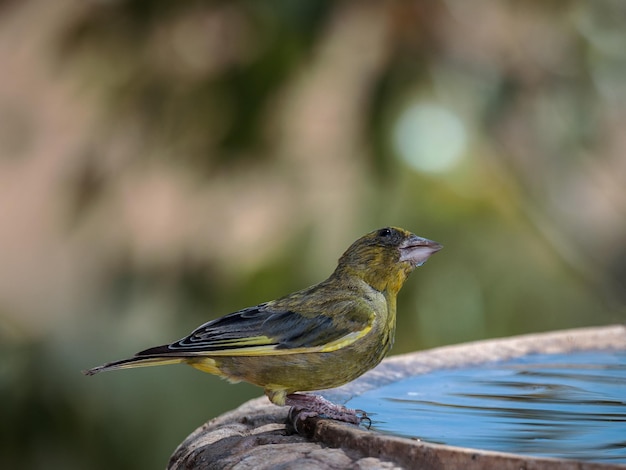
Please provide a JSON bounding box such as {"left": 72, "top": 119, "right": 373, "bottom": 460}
{"left": 168, "top": 397, "right": 626, "bottom": 470}
{"left": 168, "top": 325, "right": 626, "bottom": 470}
{"left": 168, "top": 400, "right": 400, "bottom": 469}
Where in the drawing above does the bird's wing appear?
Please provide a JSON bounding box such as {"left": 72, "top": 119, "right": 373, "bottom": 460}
{"left": 137, "top": 301, "right": 375, "bottom": 357}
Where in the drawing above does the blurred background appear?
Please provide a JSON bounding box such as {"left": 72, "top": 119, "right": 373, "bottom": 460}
{"left": 1, "top": 0, "right": 624, "bottom": 468}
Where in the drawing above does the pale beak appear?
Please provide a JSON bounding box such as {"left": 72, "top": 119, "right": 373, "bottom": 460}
{"left": 399, "top": 235, "right": 443, "bottom": 267}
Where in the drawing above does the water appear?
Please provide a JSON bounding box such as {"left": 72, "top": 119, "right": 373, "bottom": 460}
{"left": 346, "top": 350, "right": 626, "bottom": 463}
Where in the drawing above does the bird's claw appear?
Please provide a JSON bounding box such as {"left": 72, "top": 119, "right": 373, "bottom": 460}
{"left": 355, "top": 409, "right": 372, "bottom": 429}
{"left": 286, "top": 394, "right": 371, "bottom": 432}
{"left": 288, "top": 406, "right": 317, "bottom": 434}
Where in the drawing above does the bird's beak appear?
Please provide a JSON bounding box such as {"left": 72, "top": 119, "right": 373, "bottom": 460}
{"left": 399, "top": 235, "right": 443, "bottom": 267}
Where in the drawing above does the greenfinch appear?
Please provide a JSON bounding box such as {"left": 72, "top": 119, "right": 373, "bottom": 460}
{"left": 84, "top": 227, "right": 442, "bottom": 424}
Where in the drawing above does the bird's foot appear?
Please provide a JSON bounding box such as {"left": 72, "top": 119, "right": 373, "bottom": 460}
{"left": 286, "top": 393, "right": 370, "bottom": 430}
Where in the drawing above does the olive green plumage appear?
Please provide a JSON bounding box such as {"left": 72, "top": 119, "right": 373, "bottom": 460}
{"left": 84, "top": 227, "right": 442, "bottom": 412}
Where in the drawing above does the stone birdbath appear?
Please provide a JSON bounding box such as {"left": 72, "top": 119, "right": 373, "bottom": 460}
{"left": 168, "top": 325, "right": 626, "bottom": 470}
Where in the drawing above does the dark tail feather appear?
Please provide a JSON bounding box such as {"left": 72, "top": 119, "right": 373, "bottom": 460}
{"left": 82, "top": 354, "right": 186, "bottom": 376}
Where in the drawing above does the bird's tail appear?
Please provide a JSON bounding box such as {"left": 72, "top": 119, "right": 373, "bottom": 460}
{"left": 82, "top": 355, "right": 186, "bottom": 376}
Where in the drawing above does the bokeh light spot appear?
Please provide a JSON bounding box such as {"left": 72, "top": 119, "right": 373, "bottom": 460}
{"left": 393, "top": 102, "right": 467, "bottom": 173}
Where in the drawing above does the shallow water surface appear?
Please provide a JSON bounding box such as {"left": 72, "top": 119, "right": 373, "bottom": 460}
{"left": 346, "top": 350, "right": 626, "bottom": 463}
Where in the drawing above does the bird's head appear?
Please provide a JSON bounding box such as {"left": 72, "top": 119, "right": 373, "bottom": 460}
{"left": 334, "top": 227, "right": 442, "bottom": 296}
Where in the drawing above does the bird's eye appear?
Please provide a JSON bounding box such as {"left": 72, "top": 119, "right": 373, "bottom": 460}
{"left": 378, "top": 228, "right": 392, "bottom": 238}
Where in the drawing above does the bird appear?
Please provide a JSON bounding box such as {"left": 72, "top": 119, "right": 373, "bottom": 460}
{"left": 83, "top": 227, "right": 442, "bottom": 425}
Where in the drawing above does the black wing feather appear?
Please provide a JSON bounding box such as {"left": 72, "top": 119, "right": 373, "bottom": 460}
{"left": 136, "top": 302, "right": 358, "bottom": 356}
